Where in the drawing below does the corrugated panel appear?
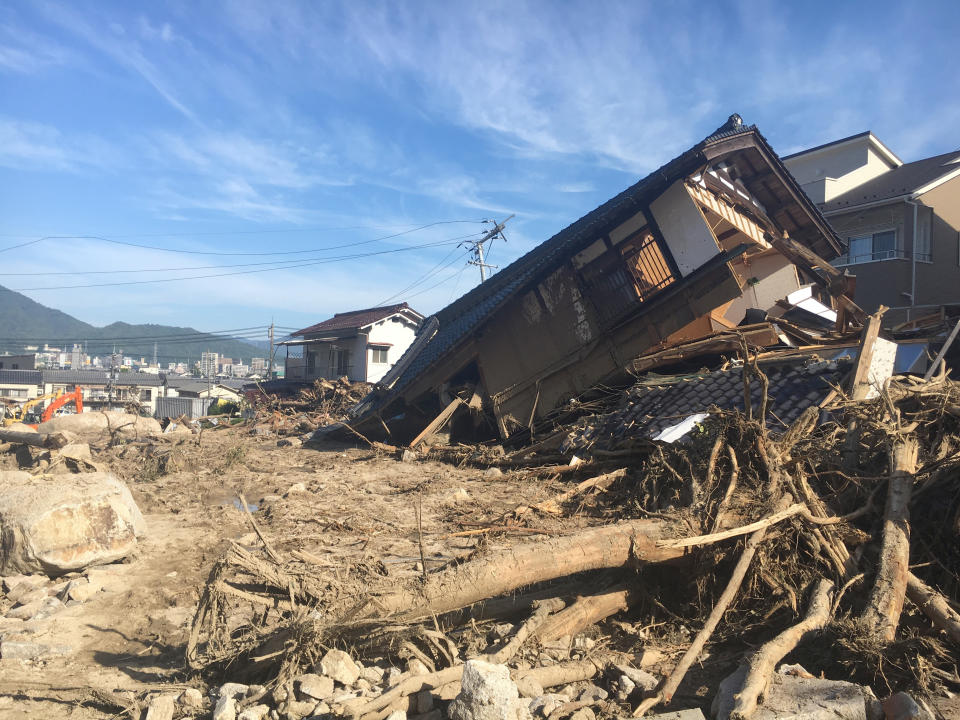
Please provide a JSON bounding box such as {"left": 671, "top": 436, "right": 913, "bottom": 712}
{"left": 155, "top": 397, "right": 214, "bottom": 419}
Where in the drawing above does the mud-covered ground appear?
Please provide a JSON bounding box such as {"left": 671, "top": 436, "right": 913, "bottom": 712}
{"left": 0, "top": 428, "right": 575, "bottom": 718}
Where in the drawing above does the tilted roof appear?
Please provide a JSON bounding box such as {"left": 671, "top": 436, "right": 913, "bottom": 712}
{"left": 294, "top": 302, "right": 422, "bottom": 336}
{"left": 824, "top": 149, "right": 960, "bottom": 212}
{"left": 370, "top": 115, "right": 840, "bottom": 402}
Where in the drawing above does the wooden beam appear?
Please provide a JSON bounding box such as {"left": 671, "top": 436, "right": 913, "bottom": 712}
{"left": 408, "top": 396, "right": 465, "bottom": 449}
{"left": 767, "top": 231, "right": 866, "bottom": 326}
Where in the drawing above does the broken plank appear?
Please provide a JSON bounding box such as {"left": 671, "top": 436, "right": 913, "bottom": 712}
{"left": 408, "top": 397, "right": 465, "bottom": 449}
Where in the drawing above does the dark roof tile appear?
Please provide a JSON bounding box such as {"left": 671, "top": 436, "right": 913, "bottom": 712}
{"left": 824, "top": 150, "right": 960, "bottom": 212}
{"left": 294, "top": 303, "right": 422, "bottom": 336}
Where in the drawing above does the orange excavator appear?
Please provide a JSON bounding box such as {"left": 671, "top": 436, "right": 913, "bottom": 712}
{"left": 1, "top": 387, "right": 84, "bottom": 428}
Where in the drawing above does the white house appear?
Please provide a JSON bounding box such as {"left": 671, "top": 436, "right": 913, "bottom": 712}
{"left": 282, "top": 303, "right": 424, "bottom": 383}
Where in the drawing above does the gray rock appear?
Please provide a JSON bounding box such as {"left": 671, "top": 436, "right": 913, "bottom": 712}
{"left": 213, "top": 696, "right": 237, "bottom": 720}
{"left": 415, "top": 689, "right": 435, "bottom": 713}
{"left": 0, "top": 640, "right": 71, "bottom": 660}
{"left": 320, "top": 648, "right": 361, "bottom": 685}
{"left": 61, "top": 577, "right": 99, "bottom": 603}
{"left": 568, "top": 709, "right": 594, "bottom": 720}
{"left": 178, "top": 688, "right": 204, "bottom": 709}
{"left": 528, "top": 695, "right": 567, "bottom": 718}
{"left": 882, "top": 691, "right": 934, "bottom": 720}
{"left": 647, "top": 710, "right": 706, "bottom": 720}
{"left": 578, "top": 685, "right": 608, "bottom": 702}
{"left": 220, "top": 683, "right": 250, "bottom": 699}
{"left": 0, "top": 471, "right": 146, "bottom": 575}
{"left": 6, "top": 577, "right": 47, "bottom": 603}
{"left": 284, "top": 699, "right": 317, "bottom": 718}
{"left": 214, "top": 683, "right": 250, "bottom": 720}
{"left": 12, "top": 587, "right": 47, "bottom": 606}
{"left": 483, "top": 468, "right": 503, "bottom": 479}
{"left": 616, "top": 665, "right": 659, "bottom": 692}
{"left": 7, "top": 596, "right": 62, "bottom": 621}
{"left": 296, "top": 673, "right": 334, "bottom": 700}
{"left": 238, "top": 705, "right": 271, "bottom": 720}
{"left": 400, "top": 449, "right": 417, "bottom": 463}
{"left": 713, "top": 665, "right": 879, "bottom": 720}
{"left": 449, "top": 659, "right": 532, "bottom": 720}
{"left": 361, "top": 664, "right": 386, "bottom": 684}
{"left": 144, "top": 694, "right": 176, "bottom": 720}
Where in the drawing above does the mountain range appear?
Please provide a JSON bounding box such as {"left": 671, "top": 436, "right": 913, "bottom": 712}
{"left": 0, "top": 284, "right": 267, "bottom": 365}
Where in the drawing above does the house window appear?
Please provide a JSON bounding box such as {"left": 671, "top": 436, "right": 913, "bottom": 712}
{"left": 370, "top": 348, "right": 389, "bottom": 364}
{"left": 840, "top": 230, "right": 899, "bottom": 265}
{"left": 331, "top": 348, "right": 351, "bottom": 377}
{"left": 0, "top": 388, "right": 28, "bottom": 398}
{"left": 578, "top": 229, "right": 677, "bottom": 326}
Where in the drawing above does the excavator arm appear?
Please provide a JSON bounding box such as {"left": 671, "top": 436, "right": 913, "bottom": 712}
{"left": 40, "top": 387, "right": 84, "bottom": 423}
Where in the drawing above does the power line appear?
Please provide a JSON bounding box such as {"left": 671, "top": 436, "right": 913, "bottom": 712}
{"left": 375, "top": 246, "right": 471, "bottom": 306}
{"left": 10, "top": 237, "right": 474, "bottom": 291}
{"left": 0, "top": 231, "right": 485, "bottom": 277}
{"left": 0, "top": 219, "right": 486, "bottom": 240}
{"left": 1, "top": 221, "right": 484, "bottom": 258}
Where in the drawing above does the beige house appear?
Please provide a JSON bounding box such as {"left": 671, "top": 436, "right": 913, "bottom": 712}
{"left": 783, "top": 132, "right": 960, "bottom": 322}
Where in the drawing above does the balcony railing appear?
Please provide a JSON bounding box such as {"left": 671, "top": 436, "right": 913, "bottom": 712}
{"left": 833, "top": 249, "right": 932, "bottom": 267}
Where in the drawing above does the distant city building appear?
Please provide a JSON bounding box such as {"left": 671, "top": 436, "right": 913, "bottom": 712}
{"left": 200, "top": 351, "right": 219, "bottom": 378}
{"left": 250, "top": 357, "right": 267, "bottom": 373}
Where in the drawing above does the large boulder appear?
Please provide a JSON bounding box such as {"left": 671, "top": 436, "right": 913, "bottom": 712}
{"left": 0, "top": 470, "right": 146, "bottom": 575}
{"left": 38, "top": 411, "right": 162, "bottom": 439}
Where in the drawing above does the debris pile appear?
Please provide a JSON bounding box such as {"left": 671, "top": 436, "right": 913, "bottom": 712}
{"left": 248, "top": 378, "right": 371, "bottom": 436}
{"left": 185, "top": 313, "right": 960, "bottom": 719}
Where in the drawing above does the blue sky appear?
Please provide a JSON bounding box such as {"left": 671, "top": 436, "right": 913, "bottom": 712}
{"left": 1, "top": 0, "right": 958, "bottom": 337}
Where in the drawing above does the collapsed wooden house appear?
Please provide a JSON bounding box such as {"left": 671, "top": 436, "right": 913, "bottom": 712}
{"left": 347, "top": 115, "right": 866, "bottom": 443}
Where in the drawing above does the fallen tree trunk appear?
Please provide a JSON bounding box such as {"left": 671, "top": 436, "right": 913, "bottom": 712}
{"left": 363, "top": 518, "right": 685, "bottom": 620}
{"left": 861, "top": 436, "right": 918, "bottom": 642}
{"left": 729, "top": 578, "right": 835, "bottom": 719}
{"left": 906, "top": 573, "right": 960, "bottom": 644}
{"left": 536, "top": 585, "right": 633, "bottom": 642}
{"left": 0, "top": 429, "right": 72, "bottom": 449}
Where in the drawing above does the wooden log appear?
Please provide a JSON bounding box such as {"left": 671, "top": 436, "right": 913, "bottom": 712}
{"left": 536, "top": 586, "right": 632, "bottom": 642}
{"left": 729, "top": 578, "right": 835, "bottom": 719}
{"left": 906, "top": 573, "right": 960, "bottom": 644}
{"left": 364, "top": 517, "right": 685, "bottom": 621}
{"left": 0, "top": 429, "right": 71, "bottom": 449}
{"left": 861, "top": 436, "right": 918, "bottom": 643}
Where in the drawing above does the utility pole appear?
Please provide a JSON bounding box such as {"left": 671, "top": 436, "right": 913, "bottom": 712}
{"left": 461, "top": 214, "right": 514, "bottom": 283}
{"left": 268, "top": 322, "right": 275, "bottom": 381}
{"left": 153, "top": 342, "right": 158, "bottom": 367}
